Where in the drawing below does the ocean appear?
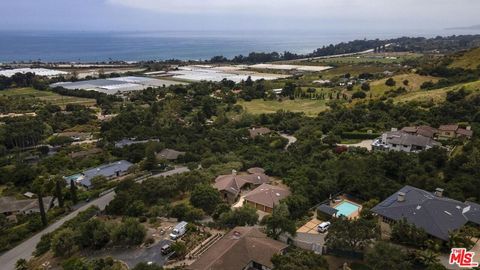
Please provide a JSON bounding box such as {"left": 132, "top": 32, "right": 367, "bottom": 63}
{"left": 0, "top": 30, "right": 477, "bottom": 62}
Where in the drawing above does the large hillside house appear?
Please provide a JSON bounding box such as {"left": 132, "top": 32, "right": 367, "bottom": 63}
{"left": 214, "top": 169, "right": 270, "bottom": 204}
{"left": 64, "top": 160, "right": 133, "bottom": 189}
{"left": 372, "top": 186, "right": 480, "bottom": 241}
{"left": 372, "top": 130, "right": 441, "bottom": 153}
{"left": 188, "top": 227, "right": 288, "bottom": 270}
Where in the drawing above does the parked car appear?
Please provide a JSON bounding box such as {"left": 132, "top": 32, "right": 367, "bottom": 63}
{"left": 317, "top": 221, "right": 331, "bottom": 233}
{"left": 170, "top": 221, "right": 188, "bottom": 240}
{"left": 161, "top": 243, "right": 171, "bottom": 255}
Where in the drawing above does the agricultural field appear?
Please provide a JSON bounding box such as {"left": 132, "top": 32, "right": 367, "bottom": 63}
{"left": 0, "top": 88, "right": 96, "bottom": 107}
{"left": 237, "top": 99, "right": 329, "bottom": 116}
{"left": 309, "top": 52, "right": 423, "bottom": 65}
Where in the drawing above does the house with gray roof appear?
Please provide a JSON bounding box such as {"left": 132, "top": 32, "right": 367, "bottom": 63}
{"left": 64, "top": 160, "right": 133, "bottom": 189}
{"left": 372, "top": 186, "right": 480, "bottom": 241}
{"left": 372, "top": 130, "right": 441, "bottom": 153}
{"left": 0, "top": 196, "right": 55, "bottom": 218}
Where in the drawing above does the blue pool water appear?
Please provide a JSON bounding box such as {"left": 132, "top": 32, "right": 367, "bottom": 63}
{"left": 64, "top": 173, "right": 83, "bottom": 182}
{"left": 334, "top": 201, "right": 360, "bottom": 217}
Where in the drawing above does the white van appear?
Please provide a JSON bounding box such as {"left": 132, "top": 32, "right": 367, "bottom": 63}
{"left": 317, "top": 221, "right": 331, "bottom": 233}
{"left": 170, "top": 221, "right": 188, "bottom": 240}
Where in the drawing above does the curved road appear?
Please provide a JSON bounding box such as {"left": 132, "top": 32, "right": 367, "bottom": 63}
{"left": 0, "top": 167, "right": 189, "bottom": 270}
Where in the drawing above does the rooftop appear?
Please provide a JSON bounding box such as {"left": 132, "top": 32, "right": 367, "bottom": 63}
{"left": 0, "top": 196, "right": 54, "bottom": 214}
{"left": 156, "top": 148, "right": 186, "bottom": 160}
{"left": 244, "top": 183, "right": 290, "bottom": 209}
{"left": 188, "top": 227, "right": 288, "bottom": 270}
{"left": 66, "top": 160, "right": 133, "bottom": 187}
{"left": 214, "top": 170, "right": 270, "bottom": 196}
{"left": 372, "top": 185, "right": 480, "bottom": 241}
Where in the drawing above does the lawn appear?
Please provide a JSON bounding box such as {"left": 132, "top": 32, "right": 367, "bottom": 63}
{"left": 1, "top": 88, "right": 96, "bottom": 107}
{"left": 238, "top": 99, "right": 329, "bottom": 116}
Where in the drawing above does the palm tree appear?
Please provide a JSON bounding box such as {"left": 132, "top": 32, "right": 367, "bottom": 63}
{"left": 33, "top": 177, "right": 48, "bottom": 227}
{"left": 415, "top": 249, "right": 440, "bottom": 267}
{"left": 15, "top": 258, "right": 28, "bottom": 270}
{"left": 54, "top": 176, "right": 64, "bottom": 208}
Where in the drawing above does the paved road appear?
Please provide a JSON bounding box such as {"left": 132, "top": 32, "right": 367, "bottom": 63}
{"left": 0, "top": 167, "right": 189, "bottom": 270}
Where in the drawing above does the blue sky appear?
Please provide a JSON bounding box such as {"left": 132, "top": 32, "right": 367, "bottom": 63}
{"left": 1, "top": 0, "right": 480, "bottom": 32}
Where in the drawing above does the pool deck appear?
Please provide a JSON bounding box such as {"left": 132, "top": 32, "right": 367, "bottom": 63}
{"left": 297, "top": 218, "right": 322, "bottom": 234}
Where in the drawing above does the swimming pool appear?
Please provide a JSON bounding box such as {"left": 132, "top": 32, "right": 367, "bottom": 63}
{"left": 334, "top": 201, "right": 360, "bottom": 217}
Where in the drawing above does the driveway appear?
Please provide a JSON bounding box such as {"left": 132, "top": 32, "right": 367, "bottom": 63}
{"left": 91, "top": 239, "right": 173, "bottom": 268}
{"left": 0, "top": 167, "right": 189, "bottom": 270}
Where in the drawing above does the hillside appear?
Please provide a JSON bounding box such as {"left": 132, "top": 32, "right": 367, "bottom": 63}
{"left": 449, "top": 47, "right": 480, "bottom": 70}
{"left": 394, "top": 79, "right": 480, "bottom": 103}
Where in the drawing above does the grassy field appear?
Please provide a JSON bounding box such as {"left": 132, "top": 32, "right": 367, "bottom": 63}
{"left": 238, "top": 99, "right": 329, "bottom": 116}
{"left": 363, "top": 73, "right": 440, "bottom": 98}
{"left": 1, "top": 88, "right": 96, "bottom": 107}
{"left": 393, "top": 80, "right": 480, "bottom": 104}
{"left": 449, "top": 47, "right": 480, "bottom": 70}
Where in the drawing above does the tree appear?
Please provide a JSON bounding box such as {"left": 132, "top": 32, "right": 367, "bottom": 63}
{"left": 112, "top": 218, "right": 146, "bottom": 246}
{"left": 91, "top": 175, "right": 108, "bottom": 189}
{"left": 170, "top": 203, "right": 205, "bottom": 222}
{"left": 284, "top": 194, "right": 310, "bottom": 220}
{"left": 282, "top": 82, "right": 296, "bottom": 97}
{"left": 54, "top": 176, "right": 64, "bottom": 208}
{"left": 385, "top": 78, "right": 396, "bottom": 87}
{"left": 51, "top": 228, "right": 76, "bottom": 257}
{"left": 361, "top": 82, "right": 370, "bottom": 91}
{"left": 414, "top": 249, "right": 441, "bottom": 268}
{"left": 403, "top": 79, "right": 409, "bottom": 86}
{"left": 143, "top": 144, "right": 157, "bottom": 171}
{"left": 365, "top": 242, "right": 412, "bottom": 270}
{"left": 15, "top": 259, "right": 28, "bottom": 270}
{"left": 218, "top": 205, "right": 258, "bottom": 228}
{"left": 352, "top": 91, "right": 367, "bottom": 99}
{"left": 271, "top": 249, "right": 329, "bottom": 270}
{"left": 33, "top": 177, "right": 48, "bottom": 227}
{"left": 448, "top": 226, "right": 479, "bottom": 249}
{"left": 76, "top": 219, "right": 110, "bottom": 250}
{"left": 391, "top": 218, "right": 428, "bottom": 247}
{"left": 359, "top": 198, "right": 379, "bottom": 220}
{"left": 325, "top": 218, "right": 378, "bottom": 252}
{"left": 171, "top": 241, "right": 187, "bottom": 259}
{"left": 70, "top": 179, "right": 78, "bottom": 204}
{"left": 262, "top": 203, "right": 296, "bottom": 239}
{"left": 190, "top": 184, "right": 222, "bottom": 214}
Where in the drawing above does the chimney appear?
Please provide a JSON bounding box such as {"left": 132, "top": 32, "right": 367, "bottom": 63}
{"left": 382, "top": 133, "right": 388, "bottom": 143}
{"left": 397, "top": 192, "right": 406, "bottom": 202}
{"left": 434, "top": 188, "right": 444, "bottom": 197}
{"left": 232, "top": 169, "right": 237, "bottom": 176}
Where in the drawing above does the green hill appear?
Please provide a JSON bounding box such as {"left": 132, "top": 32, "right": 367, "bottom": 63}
{"left": 449, "top": 47, "right": 480, "bottom": 70}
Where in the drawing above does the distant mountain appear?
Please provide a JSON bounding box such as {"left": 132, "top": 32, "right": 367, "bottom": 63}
{"left": 446, "top": 24, "right": 480, "bottom": 30}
